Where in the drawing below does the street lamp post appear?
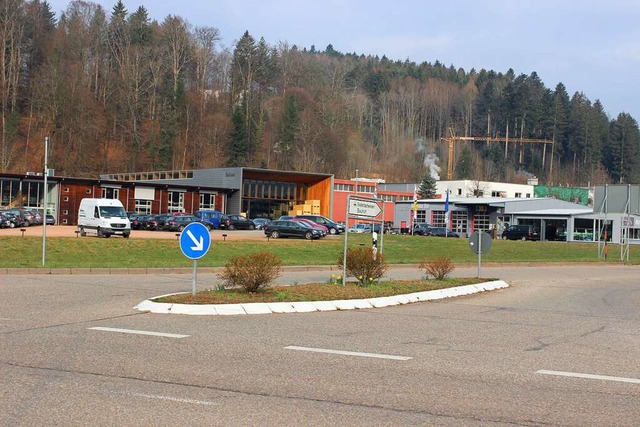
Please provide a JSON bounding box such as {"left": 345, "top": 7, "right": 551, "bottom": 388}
{"left": 42, "top": 136, "right": 48, "bottom": 266}
{"left": 355, "top": 169, "right": 359, "bottom": 194}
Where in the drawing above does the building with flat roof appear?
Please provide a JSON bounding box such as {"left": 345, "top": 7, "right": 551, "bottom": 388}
{"left": 395, "top": 196, "right": 593, "bottom": 242}
{"left": 0, "top": 172, "right": 227, "bottom": 225}
{"left": 103, "top": 167, "right": 333, "bottom": 220}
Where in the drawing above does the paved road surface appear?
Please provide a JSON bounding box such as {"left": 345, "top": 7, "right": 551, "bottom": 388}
{"left": 2, "top": 264, "right": 640, "bottom": 425}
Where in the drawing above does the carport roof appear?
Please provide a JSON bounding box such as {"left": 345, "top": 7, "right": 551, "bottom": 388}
{"left": 402, "top": 196, "right": 593, "bottom": 215}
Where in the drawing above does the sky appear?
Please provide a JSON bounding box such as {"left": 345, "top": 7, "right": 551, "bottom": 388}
{"left": 46, "top": 0, "right": 640, "bottom": 122}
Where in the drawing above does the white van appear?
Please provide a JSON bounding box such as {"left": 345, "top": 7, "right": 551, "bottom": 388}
{"left": 77, "top": 198, "right": 131, "bottom": 238}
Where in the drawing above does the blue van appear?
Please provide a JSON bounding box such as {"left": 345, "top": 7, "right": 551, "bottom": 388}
{"left": 194, "top": 210, "right": 229, "bottom": 229}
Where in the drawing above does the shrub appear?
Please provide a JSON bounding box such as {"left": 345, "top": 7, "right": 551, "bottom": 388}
{"left": 218, "top": 251, "right": 283, "bottom": 293}
{"left": 337, "top": 246, "right": 388, "bottom": 286}
{"left": 418, "top": 257, "right": 455, "bottom": 280}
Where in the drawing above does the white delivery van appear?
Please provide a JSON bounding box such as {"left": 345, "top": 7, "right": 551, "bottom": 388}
{"left": 77, "top": 198, "right": 131, "bottom": 238}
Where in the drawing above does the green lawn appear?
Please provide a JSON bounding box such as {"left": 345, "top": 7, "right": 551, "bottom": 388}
{"left": 1, "top": 233, "right": 636, "bottom": 268}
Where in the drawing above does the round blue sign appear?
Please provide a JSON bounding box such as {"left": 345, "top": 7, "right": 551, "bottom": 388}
{"left": 179, "top": 222, "right": 212, "bottom": 260}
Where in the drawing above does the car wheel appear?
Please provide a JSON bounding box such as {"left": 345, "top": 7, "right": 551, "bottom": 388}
{"left": 329, "top": 228, "right": 337, "bottom": 235}
{"left": 178, "top": 225, "right": 185, "bottom": 231}
{"left": 80, "top": 227, "right": 86, "bottom": 237}
{"left": 228, "top": 224, "right": 235, "bottom": 230}
{"left": 9, "top": 222, "right": 15, "bottom": 228}
{"left": 304, "top": 231, "right": 313, "bottom": 240}
{"left": 249, "top": 224, "right": 255, "bottom": 230}
{"left": 97, "top": 228, "right": 105, "bottom": 238}
{"left": 123, "top": 233, "right": 130, "bottom": 239}
{"left": 521, "top": 236, "right": 526, "bottom": 241}
{"left": 270, "top": 230, "right": 280, "bottom": 238}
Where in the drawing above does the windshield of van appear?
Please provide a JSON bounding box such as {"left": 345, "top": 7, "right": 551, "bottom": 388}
{"left": 99, "top": 206, "right": 127, "bottom": 218}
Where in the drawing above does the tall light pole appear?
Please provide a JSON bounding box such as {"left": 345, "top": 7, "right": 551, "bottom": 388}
{"left": 355, "top": 169, "right": 359, "bottom": 194}
{"left": 42, "top": 136, "right": 48, "bottom": 266}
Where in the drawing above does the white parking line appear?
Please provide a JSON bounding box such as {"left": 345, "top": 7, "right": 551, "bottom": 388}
{"left": 537, "top": 370, "right": 640, "bottom": 384}
{"left": 285, "top": 346, "right": 412, "bottom": 361}
{"left": 88, "top": 327, "right": 189, "bottom": 339}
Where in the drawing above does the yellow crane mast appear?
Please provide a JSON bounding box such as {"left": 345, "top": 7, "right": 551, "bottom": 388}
{"left": 441, "top": 127, "right": 553, "bottom": 180}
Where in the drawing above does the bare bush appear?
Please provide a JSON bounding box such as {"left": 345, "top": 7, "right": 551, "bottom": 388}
{"left": 337, "top": 247, "right": 388, "bottom": 286}
{"left": 419, "top": 257, "right": 455, "bottom": 280}
{"left": 219, "top": 251, "right": 283, "bottom": 292}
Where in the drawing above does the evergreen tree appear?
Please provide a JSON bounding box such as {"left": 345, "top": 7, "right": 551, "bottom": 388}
{"left": 128, "top": 6, "right": 151, "bottom": 45}
{"left": 606, "top": 113, "right": 640, "bottom": 183}
{"left": 227, "top": 105, "right": 247, "bottom": 166}
{"left": 417, "top": 173, "right": 437, "bottom": 198}
{"left": 276, "top": 93, "right": 300, "bottom": 170}
{"left": 457, "top": 145, "right": 474, "bottom": 179}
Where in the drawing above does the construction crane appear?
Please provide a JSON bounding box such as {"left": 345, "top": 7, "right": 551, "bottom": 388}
{"left": 441, "top": 127, "right": 553, "bottom": 180}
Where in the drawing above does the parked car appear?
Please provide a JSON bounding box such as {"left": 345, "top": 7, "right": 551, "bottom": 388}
{"left": 45, "top": 214, "right": 56, "bottom": 225}
{"left": 501, "top": 224, "right": 540, "bottom": 241}
{"left": 1, "top": 211, "right": 20, "bottom": 228}
{"left": 413, "top": 223, "right": 432, "bottom": 236}
{"left": 29, "top": 210, "right": 43, "bottom": 225}
{"left": 131, "top": 215, "right": 151, "bottom": 230}
{"left": 264, "top": 220, "right": 321, "bottom": 240}
{"left": 428, "top": 227, "right": 460, "bottom": 238}
{"left": 151, "top": 214, "right": 172, "bottom": 231}
{"left": 165, "top": 215, "right": 204, "bottom": 232}
{"left": 292, "top": 217, "right": 327, "bottom": 237}
{"left": 226, "top": 214, "right": 256, "bottom": 230}
{"left": 348, "top": 223, "right": 372, "bottom": 233}
{"left": 0, "top": 212, "right": 15, "bottom": 228}
{"left": 252, "top": 218, "right": 271, "bottom": 230}
{"left": 294, "top": 215, "right": 345, "bottom": 235}
{"left": 129, "top": 214, "right": 145, "bottom": 230}
{"left": 194, "top": 210, "right": 228, "bottom": 229}
{"left": 3, "top": 208, "right": 34, "bottom": 226}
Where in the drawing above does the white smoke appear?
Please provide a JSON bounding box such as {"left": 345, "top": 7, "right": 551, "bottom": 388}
{"left": 425, "top": 153, "right": 441, "bottom": 180}
{"left": 416, "top": 137, "right": 441, "bottom": 180}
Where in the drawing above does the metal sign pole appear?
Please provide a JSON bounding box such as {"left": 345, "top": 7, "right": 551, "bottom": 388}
{"left": 192, "top": 260, "right": 198, "bottom": 295}
{"left": 477, "top": 230, "right": 482, "bottom": 278}
{"left": 342, "top": 195, "right": 350, "bottom": 285}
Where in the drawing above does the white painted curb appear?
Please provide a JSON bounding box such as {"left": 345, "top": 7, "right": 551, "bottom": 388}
{"left": 134, "top": 280, "right": 509, "bottom": 316}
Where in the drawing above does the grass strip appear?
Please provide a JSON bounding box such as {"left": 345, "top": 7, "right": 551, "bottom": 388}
{"left": 1, "top": 234, "right": 637, "bottom": 268}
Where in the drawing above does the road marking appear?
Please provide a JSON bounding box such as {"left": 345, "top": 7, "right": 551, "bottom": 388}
{"left": 537, "top": 370, "right": 640, "bottom": 384}
{"left": 88, "top": 327, "right": 189, "bottom": 339}
{"left": 117, "top": 391, "right": 217, "bottom": 406}
{"left": 285, "top": 346, "right": 412, "bottom": 361}
{"left": 0, "top": 318, "right": 15, "bottom": 321}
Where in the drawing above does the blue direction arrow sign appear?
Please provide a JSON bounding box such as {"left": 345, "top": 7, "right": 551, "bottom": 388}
{"left": 179, "top": 222, "right": 211, "bottom": 260}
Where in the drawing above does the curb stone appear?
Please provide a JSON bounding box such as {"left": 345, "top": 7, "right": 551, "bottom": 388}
{"left": 134, "top": 280, "right": 509, "bottom": 316}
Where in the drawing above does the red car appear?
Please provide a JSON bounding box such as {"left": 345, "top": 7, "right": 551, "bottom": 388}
{"left": 292, "top": 217, "right": 327, "bottom": 237}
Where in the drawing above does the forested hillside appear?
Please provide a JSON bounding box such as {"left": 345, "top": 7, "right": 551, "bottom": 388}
{"left": 2, "top": 0, "right": 639, "bottom": 185}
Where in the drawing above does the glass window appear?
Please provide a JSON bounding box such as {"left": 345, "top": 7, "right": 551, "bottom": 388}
{"left": 452, "top": 211, "right": 468, "bottom": 234}
{"left": 200, "top": 193, "right": 215, "bottom": 210}
{"left": 135, "top": 199, "right": 152, "bottom": 214}
{"left": 101, "top": 188, "right": 119, "bottom": 199}
{"left": 474, "top": 213, "right": 490, "bottom": 231}
{"left": 432, "top": 211, "right": 446, "bottom": 227}
{"left": 167, "top": 191, "right": 184, "bottom": 213}
{"left": 334, "top": 183, "right": 354, "bottom": 192}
